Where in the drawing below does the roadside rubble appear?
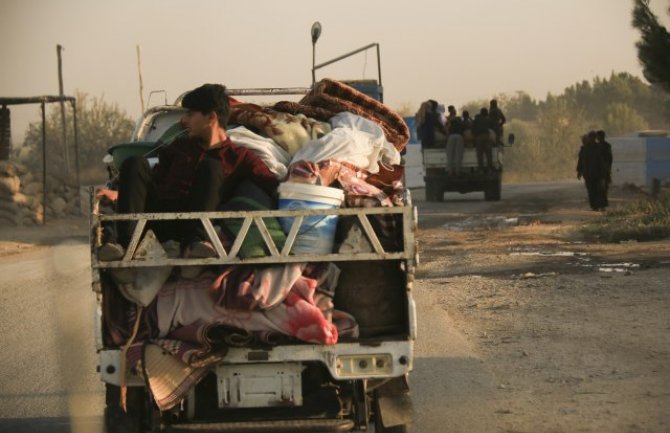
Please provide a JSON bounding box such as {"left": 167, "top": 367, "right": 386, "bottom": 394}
{"left": 0, "top": 161, "right": 82, "bottom": 225}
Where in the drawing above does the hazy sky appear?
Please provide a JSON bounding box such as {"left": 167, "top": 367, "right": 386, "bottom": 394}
{"left": 1, "top": 0, "right": 669, "bottom": 144}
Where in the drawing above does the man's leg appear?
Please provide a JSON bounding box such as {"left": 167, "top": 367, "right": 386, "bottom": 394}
{"left": 446, "top": 136, "right": 455, "bottom": 174}
{"left": 454, "top": 135, "right": 464, "bottom": 174}
{"left": 475, "top": 135, "right": 485, "bottom": 170}
{"left": 97, "top": 156, "right": 153, "bottom": 260}
{"left": 115, "top": 156, "right": 154, "bottom": 247}
{"left": 183, "top": 158, "right": 225, "bottom": 255}
{"left": 485, "top": 140, "right": 493, "bottom": 171}
{"left": 585, "top": 177, "right": 597, "bottom": 210}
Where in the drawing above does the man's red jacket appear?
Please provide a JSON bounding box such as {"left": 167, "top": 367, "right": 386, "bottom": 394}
{"left": 153, "top": 136, "right": 279, "bottom": 203}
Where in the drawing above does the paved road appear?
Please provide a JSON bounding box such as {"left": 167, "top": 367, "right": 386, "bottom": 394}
{"left": 0, "top": 240, "right": 105, "bottom": 433}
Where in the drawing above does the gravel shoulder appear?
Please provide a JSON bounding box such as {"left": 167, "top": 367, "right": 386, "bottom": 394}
{"left": 414, "top": 183, "right": 670, "bottom": 433}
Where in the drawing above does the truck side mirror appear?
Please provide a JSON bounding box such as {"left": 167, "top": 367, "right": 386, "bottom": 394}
{"left": 507, "top": 133, "right": 515, "bottom": 146}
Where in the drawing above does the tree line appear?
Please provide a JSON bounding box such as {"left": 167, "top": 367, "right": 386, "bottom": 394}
{"left": 459, "top": 72, "right": 670, "bottom": 181}
{"left": 14, "top": 71, "right": 670, "bottom": 187}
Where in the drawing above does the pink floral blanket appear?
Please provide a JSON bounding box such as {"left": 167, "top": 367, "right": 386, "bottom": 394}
{"left": 157, "top": 264, "right": 358, "bottom": 347}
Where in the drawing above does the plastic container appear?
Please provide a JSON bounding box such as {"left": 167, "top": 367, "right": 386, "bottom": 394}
{"left": 277, "top": 182, "right": 345, "bottom": 254}
{"left": 107, "top": 142, "right": 160, "bottom": 169}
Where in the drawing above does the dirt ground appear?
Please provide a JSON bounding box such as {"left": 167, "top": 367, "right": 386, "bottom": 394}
{"left": 416, "top": 183, "right": 670, "bottom": 433}
{"left": 0, "top": 216, "right": 88, "bottom": 258}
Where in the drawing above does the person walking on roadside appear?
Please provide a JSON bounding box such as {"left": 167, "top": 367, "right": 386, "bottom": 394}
{"left": 577, "top": 130, "right": 609, "bottom": 210}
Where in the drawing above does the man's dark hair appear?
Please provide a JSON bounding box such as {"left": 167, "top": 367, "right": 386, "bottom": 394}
{"left": 181, "top": 83, "right": 230, "bottom": 128}
{"left": 480, "top": 108, "right": 488, "bottom": 116}
{"left": 596, "top": 130, "right": 606, "bottom": 139}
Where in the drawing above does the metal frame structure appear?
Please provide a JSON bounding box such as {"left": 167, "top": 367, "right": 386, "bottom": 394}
{"left": 312, "top": 43, "right": 382, "bottom": 100}
{"left": 90, "top": 191, "right": 418, "bottom": 287}
{"left": 0, "top": 95, "right": 80, "bottom": 224}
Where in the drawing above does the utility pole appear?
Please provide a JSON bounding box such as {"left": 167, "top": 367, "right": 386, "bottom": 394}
{"left": 57, "top": 44, "right": 70, "bottom": 175}
{"left": 136, "top": 45, "right": 145, "bottom": 113}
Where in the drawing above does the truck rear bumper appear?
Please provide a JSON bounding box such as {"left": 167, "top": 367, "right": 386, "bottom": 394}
{"left": 98, "top": 340, "right": 414, "bottom": 387}
{"left": 165, "top": 418, "right": 354, "bottom": 432}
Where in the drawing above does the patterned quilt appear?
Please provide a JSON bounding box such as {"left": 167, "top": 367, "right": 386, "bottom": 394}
{"left": 274, "top": 78, "right": 410, "bottom": 152}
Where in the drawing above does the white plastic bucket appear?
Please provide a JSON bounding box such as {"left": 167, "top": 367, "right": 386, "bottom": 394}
{"left": 277, "top": 182, "right": 345, "bottom": 254}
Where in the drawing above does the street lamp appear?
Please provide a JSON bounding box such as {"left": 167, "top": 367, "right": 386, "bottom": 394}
{"left": 311, "top": 22, "right": 322, "bottom": 86}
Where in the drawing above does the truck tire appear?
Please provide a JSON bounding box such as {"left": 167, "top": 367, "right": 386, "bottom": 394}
{"left": 484, "top": 179, "right": 501, "bottom": 201}
{"left": 425, "top": 179, "right": 443, "bottom": 202}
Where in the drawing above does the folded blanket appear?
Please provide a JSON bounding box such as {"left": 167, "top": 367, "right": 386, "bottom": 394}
{"left": 274, "top": 78, "right": 410, "bottom": 152}
{"left": 227, "top": 126, "right": 290, "bottom": 179}
{"left": 157, "top": 265, "right": 358, "bottom": 346}
{"left": 229, "top": 103, "right": 331, "bottom": 157}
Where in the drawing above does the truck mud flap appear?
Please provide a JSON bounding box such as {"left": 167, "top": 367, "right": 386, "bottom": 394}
{"left": 376, "top": 394, "right": 413, "bottom": 428}
{"left": 375, "top": 375, "right": 413, "bottom": 429}
{"left": 165, "top": 418, "right": 354, "bottom": 432}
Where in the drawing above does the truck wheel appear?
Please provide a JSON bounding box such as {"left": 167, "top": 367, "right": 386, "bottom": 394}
{"left": 425, "top": 180, "right": 443, "bottom": 202}
{"left": 484, "top": 180, "right": 501, "bottom": 201}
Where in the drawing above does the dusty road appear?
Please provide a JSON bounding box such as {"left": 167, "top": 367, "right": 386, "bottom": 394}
{"left": 412, "top": 181, "right": 670, "bottom": 433}
{"left": 0, "top": 181, "right": 668, "bottom": 433}
{"left": 0, "top": 224, "right": 103, "bottom": 433}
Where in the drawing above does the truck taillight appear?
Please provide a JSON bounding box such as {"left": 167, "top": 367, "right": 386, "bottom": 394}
{"left": 335, "top": 354, "right": 393, "bottom": 377}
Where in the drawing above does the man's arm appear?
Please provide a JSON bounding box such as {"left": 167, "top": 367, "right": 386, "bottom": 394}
{"left": 576, "top": 146, "right": 585, "bottom": 179}
{"left": 223, "top": 145, "right": 280, "bottom": 202}
{"left": 96, "top": 188, "right": 118, "bottom": 203}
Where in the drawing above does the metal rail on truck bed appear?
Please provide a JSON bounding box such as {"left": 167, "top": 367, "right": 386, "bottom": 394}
{"left": 90, "top": 191, "right": 418, "bottom": 287}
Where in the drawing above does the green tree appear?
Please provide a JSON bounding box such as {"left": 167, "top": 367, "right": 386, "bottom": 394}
{"left": 632, "top": 0, "right": 670, "bottom": 93}
{"left": 15, "top": 91, "right": 135, "bottom": 185}
{"left": 501, "top": 91, "right": 539, "bottom": 121}
{"left": 534, "top": 94, "right": 591, "bottom": 178}
{"left": 602, "top": 103, "right": 649, "bottom": 136}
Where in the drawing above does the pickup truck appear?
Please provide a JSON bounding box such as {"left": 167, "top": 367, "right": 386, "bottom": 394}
{"left": 422, "top": 134, "right": 513, "bottom": 202}
{"left": 90, "top": 84, "right": 417, "bottom": 433}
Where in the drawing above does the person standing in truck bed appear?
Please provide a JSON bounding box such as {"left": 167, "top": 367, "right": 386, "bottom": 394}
{"left": 488, "top": 99, "right": 506, "bottom": 146}
{"left": 96, "top": 83, "right": 279, "bottom": 260}
{"left": 472, "top": 108, "right": 493, "bottom": 172}
{"left": 416, "top": 100, "right": 446, "bottom": 149}
{"left": 445, "top": 109, "right": 466, "bottom": 175}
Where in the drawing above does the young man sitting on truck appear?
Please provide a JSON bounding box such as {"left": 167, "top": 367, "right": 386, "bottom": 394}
{"left": 96, "top": 83, "right": 279, "bottom": 260}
